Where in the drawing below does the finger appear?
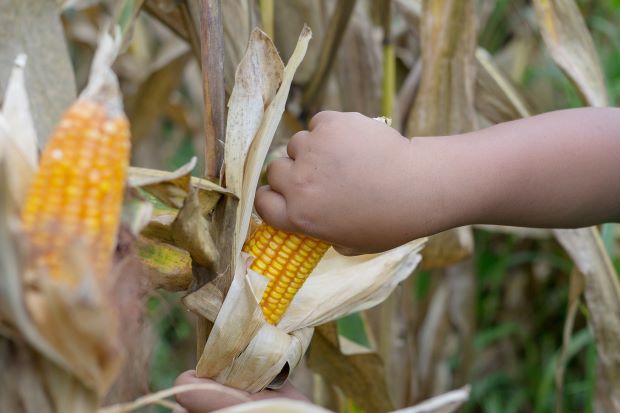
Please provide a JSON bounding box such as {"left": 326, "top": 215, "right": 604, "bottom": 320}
{"left": 308, "top": 110, "right": 337, "bottom": 130}
{"left": 287, "top": 130, "right": 309, "bottom": 159}
{"left": 266, "top": 157, "right": 294, "bottom": 194}
{"left": 255, "top": 186, "right": 296, "bottom": 232}
{"left": 174, "top": 371, "right": 250, "bottom": 412}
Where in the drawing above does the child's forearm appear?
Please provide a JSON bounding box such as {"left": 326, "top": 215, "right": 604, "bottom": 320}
{"left": 415, "top": 108, "right": 620, "bottom": 231}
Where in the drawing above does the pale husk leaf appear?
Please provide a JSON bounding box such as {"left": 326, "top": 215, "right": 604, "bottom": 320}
{"left": 212, "top": 399, "right": 333, "bottom": 413}
{"left": 223, "top": 28, "right": 284, "bottom": 198}
{"left": 195, "top": 256, "right": 268, "bottom": 378}
{"left": 273, "top": 239, "right": 426, "bottom": 333}
{"left": 0, "top": 54, "right": 38, "bottom": 210}
{"left": 390, "top": 386, "right": 470, "bottom": 413}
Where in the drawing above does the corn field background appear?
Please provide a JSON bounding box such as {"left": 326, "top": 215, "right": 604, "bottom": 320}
{"left": 1, "top": 0, "right": 620, "bottom": 412}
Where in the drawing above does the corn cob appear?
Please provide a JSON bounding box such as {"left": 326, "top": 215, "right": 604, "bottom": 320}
{"left": 21, "top": 99, "right": 130, "bottom": 286}
{"left": 243, "top": 224, "right": 330, "bottom": 325}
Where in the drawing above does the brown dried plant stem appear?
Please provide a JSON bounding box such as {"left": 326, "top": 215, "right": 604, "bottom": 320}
{"left": 199, "top": 0, "right": 225, "bottom": 180}
{"left": 301, "top": 0, "right": 357, "bottom": 110}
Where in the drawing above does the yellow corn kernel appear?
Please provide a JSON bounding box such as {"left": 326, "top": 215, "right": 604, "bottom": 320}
{"left": 242, "top": 224, "right": 330, "bottom": 325}
{"left": 21, "top": 99, "right": 131, "bottom": 286}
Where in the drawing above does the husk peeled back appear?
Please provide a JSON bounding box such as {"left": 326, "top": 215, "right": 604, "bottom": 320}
{"left": 191, "top": 26, "right": 427, "bottom": 392}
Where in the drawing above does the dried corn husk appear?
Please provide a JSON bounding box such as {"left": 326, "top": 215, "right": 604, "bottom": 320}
{"left": 178, "top": 25, "right": 427, "bottom": 393}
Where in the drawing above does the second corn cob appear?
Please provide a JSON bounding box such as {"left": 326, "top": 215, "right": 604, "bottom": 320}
{"left": 243, "top": 224, "right": 330, "bottom": 325}
{"left": 20, "top": 99, "right": 130, "bottom": 286}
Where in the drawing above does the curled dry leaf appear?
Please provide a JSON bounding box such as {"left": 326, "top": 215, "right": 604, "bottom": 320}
{"left": 129, "top": 156, "right": 231, "bottom": 209}
{"left": 171, "top": 189, "right": 219, "bottom": 269}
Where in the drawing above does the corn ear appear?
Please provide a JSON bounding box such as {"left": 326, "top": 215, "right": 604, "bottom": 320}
{"left": 21, "top": 98, "right": 130, "bottom": 286}
{"left": 243, "top": 224, "right": 329, "bottom": 324}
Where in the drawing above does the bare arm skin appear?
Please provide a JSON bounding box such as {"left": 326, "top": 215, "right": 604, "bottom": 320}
{"left": 255, "top": 108, "right": 620, "bottom": 254}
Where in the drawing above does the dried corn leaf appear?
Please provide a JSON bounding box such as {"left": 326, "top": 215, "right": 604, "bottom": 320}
{"left": 308, "top": 323, "right": 395, "bottom": 413}
{"left": 129, "top": 157, "right": 231, "bottom": 209}
{"left": 406, "top": 0, "right": 476, "bottom": 136}
{"left": 420, "top": 227, "right": 473, "bottom": 271}
{"left": 137, "top": 237, "right": 192, "bottom": 291}
{"left": 0, "top": 0, "right": 77, "bottom": 145}
{"left": 224, "top": 29, "right": 284, "bottom": 198}
{"left": 334, "top": 3, "right": 382, "bottom": 115}
{"left": 0, "top": 338, "right": 54, "bottom": 413}
{"left": 196, "top": 257, "right": 270, "bottom": 379}
{"left": 127, "top": 48, "right": 192, "bottom": 143}
{"left": 552, "top": 228, "right": 620, "bottom": 410}
{"left": 273, "top": 0, "right": 325, "bottom": 84}
{"left": 222, "top": 0, "right": 258, "bottom": 95}
{"left": 533, "top": 0, "right": 608, "bottom": 107}
{"left": 171, "top": 189, "right": 219, "bottom": 268}
{"left": 475, "top": 48, "right": 532, "bottom": 123}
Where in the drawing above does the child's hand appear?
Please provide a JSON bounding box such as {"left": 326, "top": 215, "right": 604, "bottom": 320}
{"left": 256, "top": 111, "right": 435, "bottom": 254}
{"left": 174, "top": 370, "right": 308, "bottom": 412}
